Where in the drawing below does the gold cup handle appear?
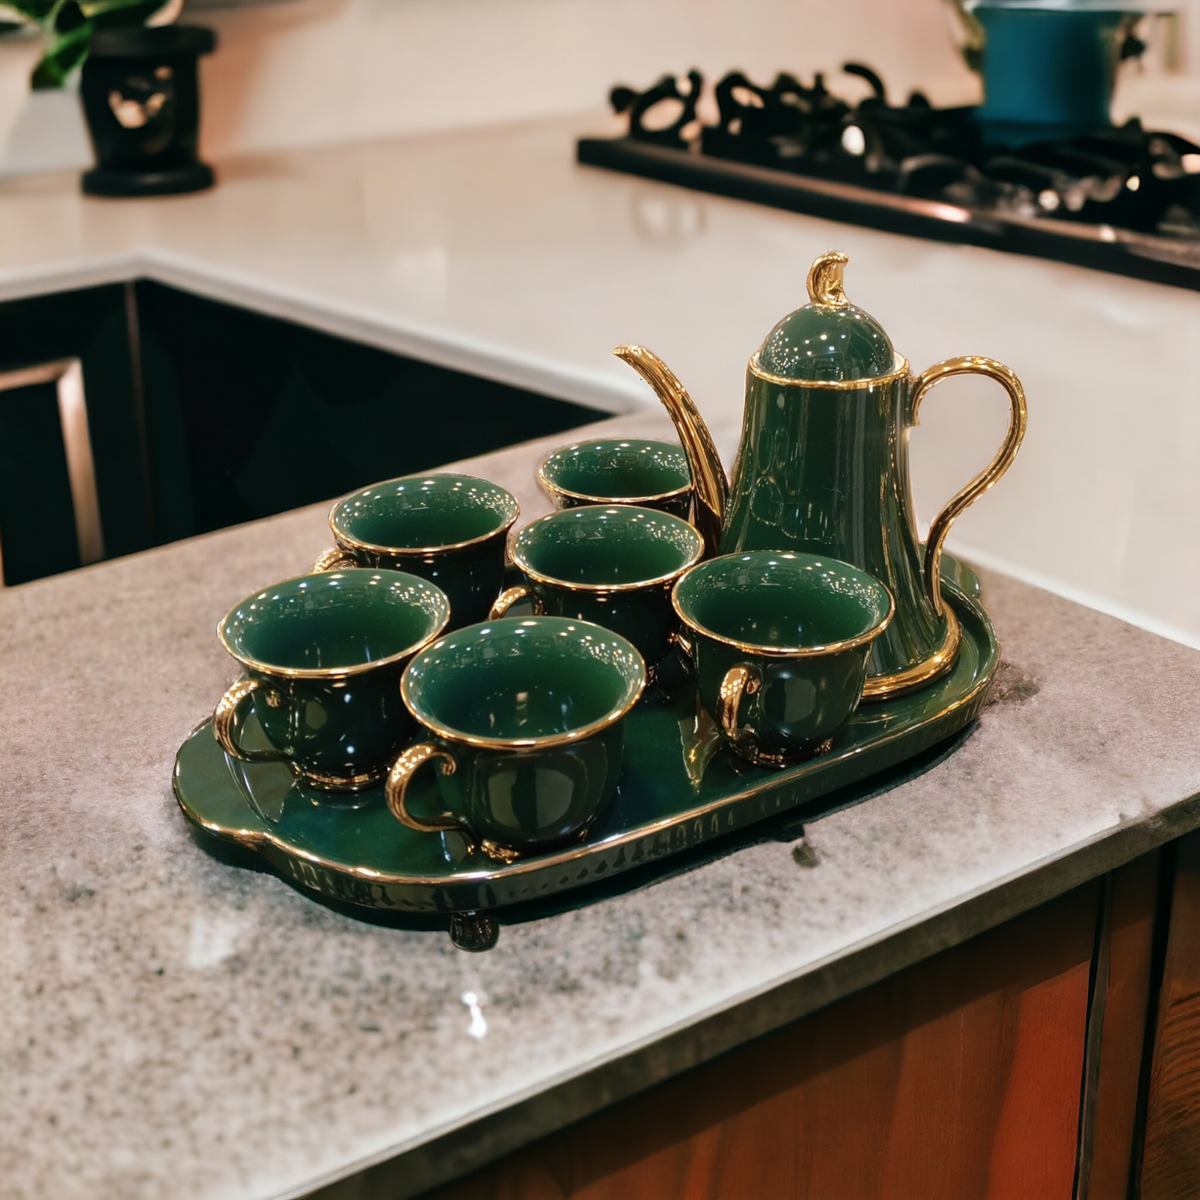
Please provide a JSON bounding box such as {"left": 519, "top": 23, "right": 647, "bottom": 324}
{"left": 213, "top": 678, "right": 288, "bottom": 763}
{"left": 670, "top": 627, "right": 694, "bottom": 662}
{"left": 911, "top": 356, "right": 1027, "bottom": 618}
{"left": 716, "top": 664, "right": 761, "bottom": 741}
{"left": 385, "top": 742, "right": 472, "bottom": 843}
{"left": 312, "top": 547, "right": 359, "bottom": 573}
{"left": 488, "top": 585, "right": 544, "bottom": 620}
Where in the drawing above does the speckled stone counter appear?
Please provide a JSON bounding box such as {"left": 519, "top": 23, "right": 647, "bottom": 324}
{"left": 5, "top": 412, "right": 1200, "bottom": 1200}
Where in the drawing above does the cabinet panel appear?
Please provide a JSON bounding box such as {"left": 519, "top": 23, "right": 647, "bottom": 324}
{"left": 1084, "top": 852, "right": 1161, "bottom": 1200}
{"left": 0, "top": 284, "right": 147, "bottom": 583}
{"left": 0, "top": 379, "right": 80, "bottom": 585}
{"left": 425, "top": 882, "right": 1100, "bottom": 1200}
{"left": 134, "top": 282, "right": 598, "bottom": 538}
{"left": 1141, "top": 832, "right": 1200, "bottom": 1199}
{"left": 0, "top": 282, "right": 599, "bottom": 585}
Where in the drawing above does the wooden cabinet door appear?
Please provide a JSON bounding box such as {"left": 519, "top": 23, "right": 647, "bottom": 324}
{"left": 1078, "top": 852, "right": 1161, "bottom": 1200}
{"left": 1140, "top": 832, "right": 1200, "bottom": 1200}
{"left": 0, "top": 284, "right": 145, "bottom": 584}
{"left": 426, "top": 882, "right": 1102, "bottom": 1200}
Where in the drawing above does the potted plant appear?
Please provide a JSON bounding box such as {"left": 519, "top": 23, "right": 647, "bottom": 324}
{"left": 0, "top": 0, "right": 216, "bottom": 194}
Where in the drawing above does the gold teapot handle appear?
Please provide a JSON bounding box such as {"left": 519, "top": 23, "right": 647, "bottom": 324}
{"left": 911, "top": 356, "right": 1026, "bottom": 617}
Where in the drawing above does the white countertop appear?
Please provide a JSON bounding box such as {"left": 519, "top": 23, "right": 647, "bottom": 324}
{"left": 3, "top": 113, "right": 1200, "bottom": 649}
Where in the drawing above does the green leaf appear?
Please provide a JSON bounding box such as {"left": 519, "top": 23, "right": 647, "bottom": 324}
{"left": 25, "top": 0, "right": 173, "bottom": 89}
{"left": 0, "top": 1, "right": 57, "bottom": 21}
{"left": 30, "top": 15, "right": 90, "bottom": 88}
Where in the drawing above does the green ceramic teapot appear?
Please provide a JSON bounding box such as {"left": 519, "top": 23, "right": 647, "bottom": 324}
{"left": 615, "top": 251, "right": 1026, "bottom": 700}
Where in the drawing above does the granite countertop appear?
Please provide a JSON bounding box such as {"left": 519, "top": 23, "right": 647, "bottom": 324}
{"left": 2, "top": 114, "right": 1200, "bottom": 644}
{"left": 5, "top": 410, "right": 1200, "bottom": 1200}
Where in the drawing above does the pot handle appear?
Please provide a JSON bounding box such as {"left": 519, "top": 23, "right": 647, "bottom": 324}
{"left": 716, "top": 664, "right": 761, "bottom": 741}
{"left": 213, "top": 678, "right": 289, "bottom": 764}
{"left": 912, "top": 356, "right": 1027, "bottom": 617}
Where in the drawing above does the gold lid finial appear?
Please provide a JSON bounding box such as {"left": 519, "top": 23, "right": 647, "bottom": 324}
{"left": 806, "top": 251, "right": 850, "bottom": 307}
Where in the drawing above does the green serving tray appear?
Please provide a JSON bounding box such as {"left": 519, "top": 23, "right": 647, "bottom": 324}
{"left": 175, "top": 561, "right": 999, "bottom": 933}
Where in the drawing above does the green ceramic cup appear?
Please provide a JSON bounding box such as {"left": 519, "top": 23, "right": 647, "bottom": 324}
{"left": 214, "top": 570, "right": 450, "bottom": 790}
{"left": 489, "top": 505, "right": 704, "bottom": 672}
{"left": 388, "top": 617, "right": 646, "bottom": 860}
{"left": 672, "top": 551, "right": 894, "bottom": 767}
{"left": 537, "top": 438, "right": 693, "bottom": 520}
{"left": 316, "top": 474, "right": 519, "bottom": 628}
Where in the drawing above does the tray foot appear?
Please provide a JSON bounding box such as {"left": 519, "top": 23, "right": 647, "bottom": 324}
{"left": 450, "top": 911, "right": 500, "bottom": 952}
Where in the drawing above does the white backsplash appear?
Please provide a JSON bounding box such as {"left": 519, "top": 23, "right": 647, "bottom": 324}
{"left": 0, "top": 0, "right": 1007, "bottom": 175}
{"left": 2, "top": 0, "right": 1197, "bottom": 175}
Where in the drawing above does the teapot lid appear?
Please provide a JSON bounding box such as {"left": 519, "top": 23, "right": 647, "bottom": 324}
{"left": 756, "top": 252, "right": 895, "bottom": 383}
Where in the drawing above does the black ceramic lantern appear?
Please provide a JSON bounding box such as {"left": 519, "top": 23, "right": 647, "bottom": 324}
{"left": 79, "top": 24, "right": 216, "bottom": 197}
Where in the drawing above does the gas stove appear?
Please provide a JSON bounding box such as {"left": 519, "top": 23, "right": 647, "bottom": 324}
{"left": 577, "top": 65, "right": 1200, "bottom": 290}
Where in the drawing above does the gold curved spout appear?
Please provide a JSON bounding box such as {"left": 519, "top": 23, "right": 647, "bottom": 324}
{"left": 613, "top": 345, "right": 727, "bottom": 556}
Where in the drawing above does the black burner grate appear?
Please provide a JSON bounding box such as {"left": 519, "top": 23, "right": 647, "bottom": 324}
{"left": 579, "top": 66, "right": 1200, "bottom": 290}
